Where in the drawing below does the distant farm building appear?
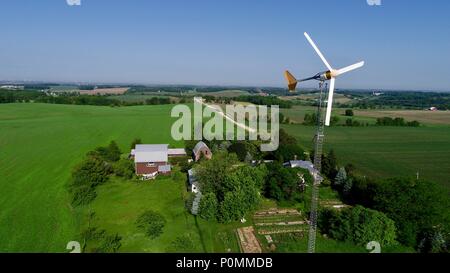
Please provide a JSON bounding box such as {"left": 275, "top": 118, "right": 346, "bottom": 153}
{"left": 428, "top": 107, "right": 438, "bottom": 111}
{"left": 192, "top": 141, "right": 212, "bottom": 162}
{"left": 131, "top": 144, "right": 186, "bottom": 179}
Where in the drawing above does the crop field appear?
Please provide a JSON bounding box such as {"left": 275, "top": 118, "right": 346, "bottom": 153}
{"left": 78, "top": 87, "right": 129, "bottom": 95}
{"left": 110, "top": 94, "right": 181, "bottom": 103}
{"left": 282, "top": 124, "right": 450, "bottom": 188}
{"left": 354, "top": 109, "right": 450, "bottom": 125}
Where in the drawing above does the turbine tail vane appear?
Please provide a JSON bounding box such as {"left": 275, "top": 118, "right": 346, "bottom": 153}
{"left": 284, "top": 70, "right": 298, "bottom": 92}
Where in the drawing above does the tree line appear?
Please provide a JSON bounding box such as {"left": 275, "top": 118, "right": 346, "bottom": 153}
{"left": 0, "top": 89, "right": 174, "bottom": 106}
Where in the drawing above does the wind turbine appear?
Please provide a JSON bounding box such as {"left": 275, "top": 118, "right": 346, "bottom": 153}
{"left": 284, "top": 32, "right": 364, "bottom": 253}
{"left": 285, "top": 32, "right": 364, "bottom": 126}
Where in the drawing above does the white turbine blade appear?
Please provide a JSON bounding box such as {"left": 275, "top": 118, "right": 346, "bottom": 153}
{"left": 325, "top": 78, "right": 336, "bottom": 126}
{"left": 335, "top": 61, "right": 365, "bottom": 76}
{"left": 304, "top": 32, "right": 332, "bottom": 71}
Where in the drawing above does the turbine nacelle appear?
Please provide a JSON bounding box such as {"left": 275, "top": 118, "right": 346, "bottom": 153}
{"left": 284, "top": 32, "right": 365, "bottom": 126}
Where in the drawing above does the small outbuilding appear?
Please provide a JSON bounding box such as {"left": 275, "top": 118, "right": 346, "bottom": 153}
{"left": 188, "top": 169, "right": 200, "bottom": 194}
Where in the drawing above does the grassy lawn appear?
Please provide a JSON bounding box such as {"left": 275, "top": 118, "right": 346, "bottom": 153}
{"left": 81, "top": 175, "right": 243, "bottom": 253}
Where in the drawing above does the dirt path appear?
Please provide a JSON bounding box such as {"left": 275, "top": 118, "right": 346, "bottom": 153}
{"left": 194, "top": 97, "right": 257, "bottom": 134}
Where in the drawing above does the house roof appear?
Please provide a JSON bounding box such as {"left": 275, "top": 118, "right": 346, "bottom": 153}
{"left": 134, "top": 144, "right": 168, "bottom": 163}
{"left": 193, "top": 141, "right": 209, "bottom": 155}
{"left": 287, "top": 160, "right": 323, "bottom": 182}
{"left": 188, "top": 168, "right": 197, "bottom": 184}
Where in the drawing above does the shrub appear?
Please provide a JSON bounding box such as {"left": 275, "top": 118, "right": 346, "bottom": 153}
{"left": 136, "top": 210, "right": 167, "bottom": 239}
{"left": 113, "top": 158, "right": 135, "bottom": 179}
{"left": 93, "top": 234, "right": 122, "bottom": 253}
{"left": 345, "top": 109, "right": 354, "bottom": 116}
{"left": 167, "top": 234, "right": 197, "bottom": 253}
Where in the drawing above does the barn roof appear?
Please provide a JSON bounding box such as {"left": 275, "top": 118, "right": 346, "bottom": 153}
{"left": 134, "top": 144, "right": 168, "bottom": 163}
{"left": 193, "top": 141, "right": 209, "bottom": 155}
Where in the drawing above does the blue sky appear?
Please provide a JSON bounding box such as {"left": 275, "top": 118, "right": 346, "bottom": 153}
{"left": 0, "top": 0, "right": 449, "bottom": 91}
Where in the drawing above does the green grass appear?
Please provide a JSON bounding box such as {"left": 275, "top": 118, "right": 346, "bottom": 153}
{"left": 82, "top": 175, "right": 243, "bottom": 253}
{"left": 0, "top": 103, "right": 182, "bottom": 252}
{"left": 282, "top": 124, "right": 450, "bottom": 188}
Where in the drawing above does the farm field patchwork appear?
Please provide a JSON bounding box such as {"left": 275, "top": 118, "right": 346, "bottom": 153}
{"left": 1, "top": 102, "right": 449, "bottom": 253}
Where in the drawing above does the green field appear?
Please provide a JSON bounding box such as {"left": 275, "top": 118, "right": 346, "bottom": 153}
{"left": 0, "top": 103, "right": 180, "bottom": 252}
{"left": 281, "top": 105, "right": 450, "bottom": 188}
{"left": 1, "top": 102, "right": 449, "bottom": 252}
{"left": 282, "top": 124, "right": 450, "bottom": 188}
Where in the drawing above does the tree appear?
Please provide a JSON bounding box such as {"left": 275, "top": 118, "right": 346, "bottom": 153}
{"left": 373, "top": 178, "right": 450, "bottom": 247}
{"left": 106, "top": 141, "right": 121, "bottom": 162}
{"left": 321, "top": 150, "right": 338, "bottom": 179}
{"left": 198, "top": 193, "right": 218, "bottom": 221}
{"left": 167, "top": 234, "right": 196, "bottom": 253}
{"left": 264, "top": 163, "right": 310, "bottom": 201}
{"left": 113, "top": 158, "right": 135, "bottom": 179}
{"left": 194, "top": 153, "right": 267, "bottom": 222}
{"left": 418, "top": 227, "right": 448, "bottom": 253}
{"left": 279, "top": 112, "right": 286, "bottom": 124}
{"left": 334, "top": 167, "right": 347, "bottom": 189}
{"left": 345, "top": 118, "right": 353, "bottom": 126}
{"left": 70, "top": 156, "right": 112, "bottom": 206}
{"left": 94, "top": 234, "right": 122, "bottom": 253}
{"left": 227, "top": 141, "right": 258, "bottom": 162}
{"left": 130, "top": 138, "right": 142, "bottom": 149}
{"left": 219, "top": 191, "right": 246, "bottom": 223}
{"left": 330, "top": 116, "right": 340, "bottom": 126}
{"left": 345, "top": 109, "right": 354, "bottom": 116}
{"left": 92, "top": 141, "right": 121, "bottom": 162}
{"left": 324, "top": 206, "right": 397, "bottom": 247}
{"left": 136, "top": 210, "right": 167, "bottom": 239}
{"left": 303, "top": 113, "right": 317, "bottom": 125}
{"left": 342, "top": 177, "right": 353, "bottom": 196}
{"left": 272, "top": 144, "right": 304, "bottom": 163}
{"left": 194, "top": 152, "right": 238, "bottom": 198}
